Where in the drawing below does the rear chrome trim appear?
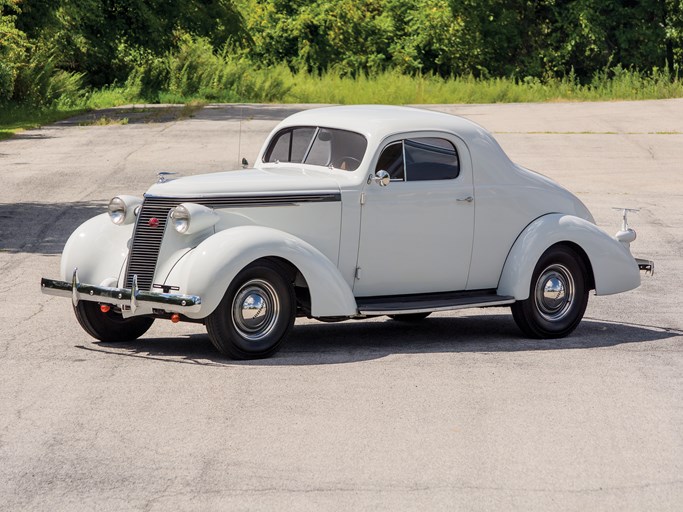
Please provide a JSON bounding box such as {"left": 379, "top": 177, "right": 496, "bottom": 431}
{"left": 41, "top": 269, "right": 201, "bottom": 314}
{"left": 635, "top": 257, "right": 654, "bottom": 276}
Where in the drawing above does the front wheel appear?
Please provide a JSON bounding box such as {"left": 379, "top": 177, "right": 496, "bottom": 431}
{"left": 206, "top": 260, "right": 296, "bottom": 359}
{"left": 511, "top": 245, "right": 589, "bottom": 339}
{"left": 74, "top": 301, "right": 154, "bottom": 342}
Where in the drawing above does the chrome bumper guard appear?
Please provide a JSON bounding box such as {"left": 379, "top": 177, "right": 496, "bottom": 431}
{"left": 635, "top": 257, "right": 654, "bottom": 276}
{"left": 41, "top": 268, "right": 202, "bottom": 314}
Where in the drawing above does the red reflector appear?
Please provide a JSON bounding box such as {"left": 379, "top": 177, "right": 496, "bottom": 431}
{"left": 100, "top": 304, "right": 111, "bottom": 313}
{"left": 171, "top": 313, "right": 180, "bottom": 323}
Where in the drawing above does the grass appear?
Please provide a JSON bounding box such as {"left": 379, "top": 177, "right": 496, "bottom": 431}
{"left": 79, "top": 116, "right": 129, "bottom": 126}
{"left": 0, "top": 104, "right": 87, "bottom": 140}
{"left": 0, "top": 86, "right": 140, "bottom": 140}
{"left": 1, "top": 66, "right": 682, "bottom": 141}
{"left": 283, "top": 67, "right": 683, "bottom": 104}
{"left": 178, "top": 99, "right": 207, "bottom": 119}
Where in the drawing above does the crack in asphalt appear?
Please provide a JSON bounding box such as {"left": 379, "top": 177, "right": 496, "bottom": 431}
{"left": 583, "top": 317, "right": 683, "bottom": 336}
{"left": 128, "top": 478, "right": 683, "bottom": 498}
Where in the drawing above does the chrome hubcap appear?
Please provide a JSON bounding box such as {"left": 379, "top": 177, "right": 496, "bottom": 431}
{"left": 534, "top": 264, "right": 575, "bottom": 321}
{"left": 231, "top": 279, "right": 280, "bottom": 341}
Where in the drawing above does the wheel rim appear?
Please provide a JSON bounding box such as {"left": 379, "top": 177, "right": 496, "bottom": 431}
{"left": 534, "top": 263, "right": 575, "bottom": 322}
{"left": 231, "top": 279, "right": 280, "bottom": 341}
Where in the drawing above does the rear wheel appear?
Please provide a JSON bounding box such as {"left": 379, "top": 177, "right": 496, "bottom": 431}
{"left": 74, "top": 301, "right": 154, "bottom": 342}
{"left": 206, "top": 260, "right": 295, "bottom": 359}
{"left": 511, "top": 245, "right": 589, "bottom": 339}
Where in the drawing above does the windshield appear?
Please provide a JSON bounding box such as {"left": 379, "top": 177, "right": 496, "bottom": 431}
{"left": 264, "top": 126, "right": 367, "bottom": 171}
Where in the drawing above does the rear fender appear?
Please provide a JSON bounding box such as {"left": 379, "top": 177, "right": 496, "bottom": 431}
{"left": 497, "top": 214, "right": 640, "bottom": 300}
{"left": 164, "top": 226, "right": 357, "bottom": 319}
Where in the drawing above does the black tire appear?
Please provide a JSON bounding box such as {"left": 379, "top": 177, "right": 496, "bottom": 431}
{"left": 74, "top": 301, "right": 154, "bottom": 342}
{"left": 388, "top": 312, "right": 431, "bottom": 322}
{"left": 206, "top": 260, "right": 296, "bottom": 360}
{"left": 511, "top": 245, "right": 589, "bottom": 339}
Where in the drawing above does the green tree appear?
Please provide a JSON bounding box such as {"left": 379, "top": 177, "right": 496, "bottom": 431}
{"left": 14, "top": 0, "right": 248, "bottom": 86}
{"left": 0, "top": 0, "right": 28, "bottom": 102}
{"left": 243, "top": 0, "right": 392, "bottom": 75}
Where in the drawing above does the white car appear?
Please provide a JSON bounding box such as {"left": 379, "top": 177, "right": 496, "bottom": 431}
{"left": 41, "top": 105, "right": 653, "bottom": 359}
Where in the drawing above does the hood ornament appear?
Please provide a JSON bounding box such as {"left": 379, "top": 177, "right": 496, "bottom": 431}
{"left": 157, "top": 171, "right": 178, "bottom": 183}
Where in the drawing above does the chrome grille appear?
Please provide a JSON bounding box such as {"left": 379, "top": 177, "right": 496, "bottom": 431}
{"left": 125, "top": 197, "right": 180, "bottom": 290}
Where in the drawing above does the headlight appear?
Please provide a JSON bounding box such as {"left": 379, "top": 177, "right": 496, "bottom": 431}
{"left": 169, "top": 203, "right": 219, "bottom": 235}
{"left": 170, "top": 205, "right": 190, "bottom": 234}
{"left": 108, "top": 195, "right": 142, "bottom": 225}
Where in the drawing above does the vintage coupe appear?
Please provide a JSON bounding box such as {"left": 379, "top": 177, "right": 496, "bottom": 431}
{"left": 41, "top": 106, "right": 653, "bottom": 359}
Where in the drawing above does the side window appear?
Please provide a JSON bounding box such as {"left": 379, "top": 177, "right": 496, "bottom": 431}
{"left": 264, "top": 127, "right": 316, "bottom": 163}
{"left": 375, "top": 141, "right": 405, "bottom": 180}
{"left": 404, "top": 137, "right": 459, "bottom": 181}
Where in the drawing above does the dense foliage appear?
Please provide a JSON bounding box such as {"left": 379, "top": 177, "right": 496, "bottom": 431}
{"left": 1, "top": 0, "right": 683, "bottom": 106}
{"left": 242, "top": 0, "right": 683, "bottom": 78}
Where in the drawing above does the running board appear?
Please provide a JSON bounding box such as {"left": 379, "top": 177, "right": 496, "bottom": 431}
{"left": 356, "top": 290, "right": 515, "bottom": 316}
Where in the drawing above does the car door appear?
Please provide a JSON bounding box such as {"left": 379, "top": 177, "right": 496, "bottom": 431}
{"left": 353, "top": 133, "right": 474, "bottom": 297}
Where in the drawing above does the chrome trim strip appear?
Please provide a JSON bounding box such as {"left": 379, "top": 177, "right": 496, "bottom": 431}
{"left": 143, "top": 192, "right": 342, "bottom": 208}
{"left": 41, "top": 277, "right": 202, "bottom": 314}
{"left": 359, "top": 299, "right": 516, "bottom": 316}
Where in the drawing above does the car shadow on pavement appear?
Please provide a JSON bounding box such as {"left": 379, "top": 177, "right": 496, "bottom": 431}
{"left": 80, "top": 314, "right": 681, "bottom": 367}
{"left": 0, "top": 201, "right": 106, "bottom": 254}
{"left": 196, "top": 104, "right": 310, "bottom": 122}
{"left": 50, "top": 104, "right": 306, "bottom": 128}
{"left": 7, "top": 132, "right": 55, "bottom": 140}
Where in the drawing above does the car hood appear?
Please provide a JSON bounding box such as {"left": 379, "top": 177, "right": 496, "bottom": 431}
{"left": 145, "top": 167, "right": 341, "bottom": 197}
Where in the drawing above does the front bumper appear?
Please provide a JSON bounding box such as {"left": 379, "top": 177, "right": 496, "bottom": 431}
{"left": 41, "top": 268, "right": 202, "bottom": 314}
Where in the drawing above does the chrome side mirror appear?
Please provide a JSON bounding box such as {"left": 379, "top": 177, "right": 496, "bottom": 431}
{"left": 369, "top": 170, "right": 390, "bottom": 187}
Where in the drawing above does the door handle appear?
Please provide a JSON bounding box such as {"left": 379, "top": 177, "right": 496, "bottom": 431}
{"left": 457, "top": 196, "right": 474, "bottom": 203}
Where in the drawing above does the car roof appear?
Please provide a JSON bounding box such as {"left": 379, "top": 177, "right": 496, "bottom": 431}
{"left": 275, "top": 105, "right": 489, "bottom": 142}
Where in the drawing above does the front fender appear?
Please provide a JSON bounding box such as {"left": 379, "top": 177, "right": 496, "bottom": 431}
{"left": 164, "top": 226, "right": 357, "bottom": 319}
{"left": 497, "top": 214, "right": 640, "bottom": 300}
{"left": 60, "top": 213, "right": 132, "bottom": 287}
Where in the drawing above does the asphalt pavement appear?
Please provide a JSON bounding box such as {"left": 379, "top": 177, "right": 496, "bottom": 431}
{"left": 1, "top": 100, "right": 682, "bottom": 511}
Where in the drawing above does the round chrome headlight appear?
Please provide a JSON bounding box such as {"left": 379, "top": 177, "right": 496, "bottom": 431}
{"left": 169, "top": 203, "right": 219, "bottom": 235}
{"left": 108, "top": 195, "right": 143, "bottom": 225}
{"left": 170, "top": 205, "right": 190, "bottom": 233}
{"left": 108, "top": 197, "right": 127, "bottom": 225}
